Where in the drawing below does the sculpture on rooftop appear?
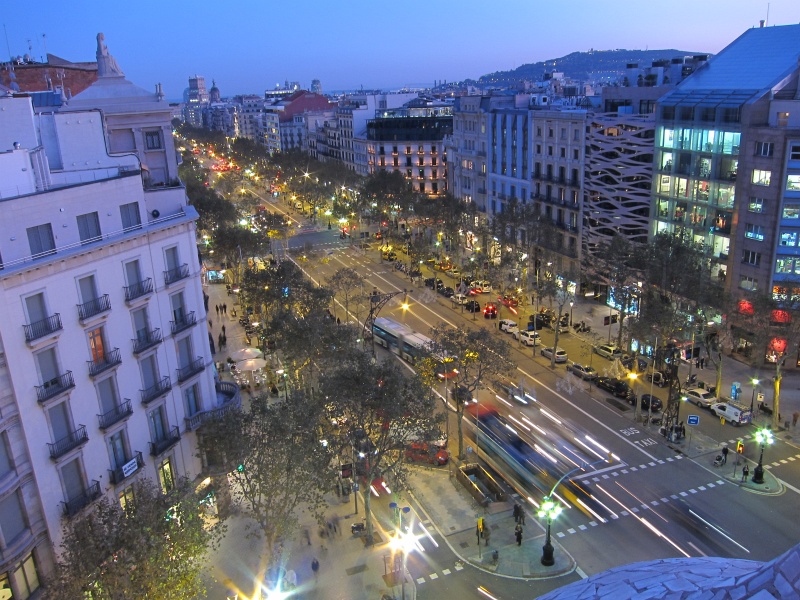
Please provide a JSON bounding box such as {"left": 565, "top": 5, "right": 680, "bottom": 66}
{"left": 96, "top": 33, "right": 124, "bottom": 77}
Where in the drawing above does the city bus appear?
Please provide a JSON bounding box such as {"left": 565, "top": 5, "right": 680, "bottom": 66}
{"left": 372, "top": 317, "right": 457, "bottom": 378}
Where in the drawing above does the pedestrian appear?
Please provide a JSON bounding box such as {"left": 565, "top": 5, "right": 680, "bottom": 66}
{"left": 483, "top": 525, "right": 491, "bottom": 546}
{"left": 222, "top": 324, "right": 226, "bottom": 335}
{"left": 222, "top": 334, "right": 227, "bottom": 349}
{"left": 700, "top": 357, "right": 705, "bottom": 369}
{"left": 512, "top": 503, "right": 520, "bottom": 523}
{"left": 695, "top": 357, "right": 700, "bottom": 369}
{"left": 311, "top": 557, "right": 319, "bottom": 579}
{"left": 303, "top": 528, "right": 311, "bottom": 546}
{"left": 223, "top": 303, "right": 228, "bottom": 314}
{"left": 793, "top": 411, "right": 799, "bottom": 428}
{"left": 722, "top": 446, "right": 729, "bottom": 464}
{"left": 332, "top": 514, "right": 341, "bottom": 535}
{"left": 515, "top": 524, "right": 523, "bottom": 546}
{"left": 742, "top": 464, "right": 750, "bottom": 482}
{"left": 327, "top": 520, "right": 334, "bottom": 537}
{"left": 680, "top": 422, "right": 685, "bottom": 439}
{"left": 215, "top": 304, "right": 220, "bottom": 317}
{"left": 519, "top": 509, "right": 525, "bottom": 525}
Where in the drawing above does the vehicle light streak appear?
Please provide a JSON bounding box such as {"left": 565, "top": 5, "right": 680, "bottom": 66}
{"left": 504, "top": 423, "right": 519, "bottom": 436}
{"left": 614, "top": 482, "right": 668, "bottom": 523}
{"left": 576, "top": 497, "right": 607, "bottom": 523}
{"left": 688, "top": 509, "right": 751, "bottom": 553}
{"left": 524, "top": 392, "right": 537, "bottom": 403}
{"left": 416, "top": 522, "right": 438, "bottom": 548}
{"left": 584, "top": 435, "right": 621, "bottom": 462}
{"left": 477, "top": 586, "right": 499, "bottom": 600}
{"left": 540, "top": 408, "right": 563, "bottom": 425}
{"left": 513, "top": 394, "right": 527, "bottom": 404}
{"left": 533, "top": 444, "right": 558, "bottom": 464}
{"left": 521, "top": 416, "right": 547, "bottom": 436}
{"left": 507, "top": 414, "right": 530, "bottom": 431}
{"left": 575, "top": 438, "right": 609, "bottom": 461}
{"left": 495, "top": 394, "right": 514, "bottom": 407}
{"left": 551, "top": 491, "right": 572, "bottom": 509}
{"left": 596, "top": 484, "right": 690, "bottom": 558}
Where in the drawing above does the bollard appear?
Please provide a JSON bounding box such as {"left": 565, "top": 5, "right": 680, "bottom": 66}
{"left": 492, "top": 550, "right": 499, "bottom": 564}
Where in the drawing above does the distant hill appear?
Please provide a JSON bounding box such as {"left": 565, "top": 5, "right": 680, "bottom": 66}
{"left": 475, "top": 49, "right": 708, "bottom": 86}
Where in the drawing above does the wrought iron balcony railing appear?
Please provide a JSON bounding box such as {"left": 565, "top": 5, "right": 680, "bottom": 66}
{"left": 23, "top": 313, "right": 62, "bottom": 343}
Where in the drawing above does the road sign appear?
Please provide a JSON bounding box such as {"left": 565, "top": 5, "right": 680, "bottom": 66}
{"left": 687, "top": 415, "right": 700, "bottom": 425}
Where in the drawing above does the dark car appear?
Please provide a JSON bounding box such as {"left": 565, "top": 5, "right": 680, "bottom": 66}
{"left": 383, "top": 251, "right": 397, "bottom": 261}
{"left": 639, "top": 394, "right": 663, "bottom": 412}
{"left": 439, "top": 286, "right": 455, "bottom": 297}
{"left": 465, "top": 300, "right": 481, "bottom": 313}
{"left": 596, "top": 377, "right": 637, "bottom": 403}
{"left": 408, "top": 268, "right": 422, "bottom": 278}
{"left": 484, "top": 303, "right": 498, "bottom": 319}
{"left": 424, "top": 277, "right": 443, "bottom": 289}
{"left": 529, "top": 313, "right": 552, "bottom": 330}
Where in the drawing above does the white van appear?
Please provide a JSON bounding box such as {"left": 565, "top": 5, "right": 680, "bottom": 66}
{"left": 710, "top": 401, "right": 752, "bottom": 426}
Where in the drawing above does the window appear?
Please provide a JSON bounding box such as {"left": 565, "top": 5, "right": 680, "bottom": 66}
{"left": 119, "top": 485, "right": 135, "bottom": 510}
{"left": 748, "top": 198, "right": 765, "bottom": 213}
{"left": 164, "top": 246, "right": 180, "bottom": 272}
{"left": 60, "top": 457, "right": 86, "bottom": 506}
{"left": 777, "top": 112, "right": 789, "bottom": 127}
{"left": 547, "top": 146, "right": 553, "bottom": 156}
{"left": 0, "top": 433, "right": 12, "bottom": 479}
{"left": 536, "top": 144, "right": 541, "bottom": 154}
{"left": 742, "top": 250, "right": 761, "bottom": 266}
{"left": 11, "top": 552, "right": 39, "bottom": 598}
{"left": 24, "top": 292, "right": 48, "bottom": 324}
{"left": 88, "top": 326, "right": 106, "bottom": 363}
{"left": 157, "top": 457, "right": 174, "bottom": 493}
{"left": 185, "top": 383, "right": 201, "bottom": 416}
{"left": 77, "top": 212, "right": 101, "bottom": 244}
{"left": 573, "top": 149, "right": 579, "bottom": 160}
{"left": 0, "top": 491, "right": 26, "bottom": 545}
{"left": 781, "top": 231, "right": 798, "bottom": 246}
{"left": 560, "top": 148, "right": 566, "bottom": 158}
{"left": 35, "top": 347, "right": 60, "bottom": 384}
{"left": 740, "top": 276, "right": 758, "bottom": 291}
{"left": 776, "top": 258, "right": 794, "bottom": 273}
{"left": 752, "top": 170, "right": 771, "bottom": 186}
{"left": 26, "top": 223, "right": 55, "bottom": 258}
{"left": 784, "top": 205, "right": 800, "bottom": 219}
{"left": 144, "top": 130, "right": 162, "bottom": 150}
{"left": 548, "top": 128, "right": 554, "bottom": 138}
{"left": 77, "top": 274, "right": 98, "bottom": 305}
{"left": 120, "top": 202, "right": 141, "bottom": 231}
{"left": 755, "top": 142, "right": 774, "bottom": 157}
{"left": 745, "top": 224, "right": 764, "bottom": 241}
{"left": 787, "top": 175, "right": 800, "bottom": 191}
{"left": 139, "top": 353, "right": 160, "bottom": 390}
{"left": 791, "top": 145, "right": 800, "bottom": 161}
{"left": 124, "top": 259, "right": 143, "bottom": 287}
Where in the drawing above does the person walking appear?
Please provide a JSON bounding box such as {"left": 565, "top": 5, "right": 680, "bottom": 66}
{"left": 700, "top": 357, "right": 705, "bottom": 369}
{"left": 512, "top": 503, "right": 520, "bottom": 523}
{"left": 222, "top": 324, "right": 226, "bottom": 336}
{"left": 483, "top": 524, "right": 491, "bottom": 546}
{"left": 721, "top": 446, "right": 729, "bottom": 464}
{"left": 519, "top": 509, "right": 526, "bottom": 525}
{"left": 215, "top": 304, "right": 220, "bottom": 317}
{"left": 793, "top": 411, "right": 799, "bottom": 428}
{"left": 742, "top": 464, "right": 750, "bottom": 482}
{"left": 223, "top": 303, "right": 228, "bottom": 314}
{"left": 515, "top": 524, "right": 523, "bottom": 546}
{"left": 311, "top": 557, "right": 319, "bottom": 580}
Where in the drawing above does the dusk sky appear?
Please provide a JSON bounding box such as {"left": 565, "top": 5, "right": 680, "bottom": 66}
{"left": 4, "top": 0, "right": 800, "bottom": 99}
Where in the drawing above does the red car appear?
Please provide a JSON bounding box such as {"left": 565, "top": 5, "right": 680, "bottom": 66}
{"left": 499, "top": 295, "right": 519, "bottom": 308}
{"left": 484, "top": 303, "right": 498, "bottom": 318}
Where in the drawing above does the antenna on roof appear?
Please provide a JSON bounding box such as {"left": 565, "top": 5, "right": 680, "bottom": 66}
{"left": 766, "top": 2, "right": 770, "bottom": 26}
{"left": 42, "top": 33, "right": 47, "bottom": 61}
{"left": 3, "top": 24, "right": 11, "bottom": 62}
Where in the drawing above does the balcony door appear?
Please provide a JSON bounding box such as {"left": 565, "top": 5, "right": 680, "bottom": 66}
{"left": 97, "top": 377, "right": 119, "bottom": 415}
{"left": 164, "top": 247, "right": 179, "bottom": 272}
{"left": 109, "top": 431, "right": 127, "bottom": 470}
{"left": 140, "top": 355, "right": 159, "bottom": 390}
{"left": 61, "top": 458, "right": 84, "bottom": 501}
{"left": 36, "top": 347, "right": 59, "bottom": 384}
{"left": 77, "top": 275, "right": 98, "bottom": 305}
{"left": 25, "top": 292, "right": 47, "bottom": 324}
{"left": 48, "top": 402, "right": 71, "bottom": 442}
{"left": 124, "top": 259, "right": 142, "bottom": 287}
{"left": 132, "top": 307, "right": 150, "bottom": 343}
{"left": 88, "top": 327, "right": 106, "bottom": 363}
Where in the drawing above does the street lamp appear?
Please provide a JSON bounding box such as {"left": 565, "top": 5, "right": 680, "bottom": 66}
{"left": 389, "top": 516, "right": 417, "bottom": 600}
{"left": 628, "top": 372, "right": 639, "bottom": 422}
{"left": 569, "top": 301, "right": 574, "bottom": 327}
{"left": 750, "top": 378, "right": 760, "bottom": 414}
{"left": 537, "top": 496, "right": 562, "bottom": 566}
{"left": 752, "top": 427, "right": 774, "bottom": 484}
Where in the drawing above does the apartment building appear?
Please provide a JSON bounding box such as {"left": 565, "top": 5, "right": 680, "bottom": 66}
{"left": 0, "top": 38, "right": 237, "bottom": 594}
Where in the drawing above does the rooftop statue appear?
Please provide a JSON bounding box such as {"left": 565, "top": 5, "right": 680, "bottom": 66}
{"left": 96, "top": 32, "right": 124, "bottom": 77}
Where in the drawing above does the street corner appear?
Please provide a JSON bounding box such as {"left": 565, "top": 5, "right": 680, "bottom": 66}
{"left": 723, "top": 466, "right": 785, "bottom": 496}
{"left": 463, "top": 536, "right": 576, "bottom": 579}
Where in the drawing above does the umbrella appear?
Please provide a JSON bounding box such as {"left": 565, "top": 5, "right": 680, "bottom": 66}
{"left": 236, "top": 358, "right": 269, "bottom": 371}
{"left": 231, "top": 348, "right": 263, "bottom": 361}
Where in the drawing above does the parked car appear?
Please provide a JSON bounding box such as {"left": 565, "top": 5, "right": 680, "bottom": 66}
{"left": 529, "top": 313, "right": 551, "bottom": 330}
{"left": 686, "top": 388, "right": 715, "bottom": 408}
{"left": 639, "top": 394, "right": 663, "bottom": 412}
{"left": 549, "top": 315, "right": 570, "bottom": 333}
{"left": 499, "top": 295, "right": 519, "bottom": 308}
{"left": 594, "top": 344, "right": 623, "bottom": 360}
{"left": 451, "top": 293, "right": 469, "bottom": 305}
{"left": 646, "top": 370, "right": 667, "bottom": 387}
{"left": 513, "top": 330, "right": 541, "bottom": 346}
{"left": 439, "top": 286, "right": 455, "bottom": 298}
{"left": 710, "top": 401, "right": 752, "bottom": 426}
{"left": 541, "top": 347, "right": 568, "bottom": 363}
{"left": 383, "top": 251, "right": 397, "bottom": 261}
{"left": 448, "top": 268, "right": 462, "bottom": 279}
{"left": 621, "top": 355, "right": 649, "bottom": 371}
{"left": 566, "top": 363, "right": 597, "bottom": 381}
{"left": 424, "top": 277, "right": 443, "bottom": 289}
{"left": 483, "top": 303, "right": 498, "bottom": 319}
{"left": 465, "top": 300, "right": 481, "bottom": 313}
{"left": 473, "top": 280, "right": 492, "bottom": 293}
{"left": 499, "top": 319, "right": 519, "bottom": 333}
{"left": 597, "top": 377, "right": 637, "bottom": 403}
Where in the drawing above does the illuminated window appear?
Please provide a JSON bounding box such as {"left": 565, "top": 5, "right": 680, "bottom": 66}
{"left": 783, "top": 205, "right": 800, "bottom": 219}
{"left": 781, "top": 231, "right": 798, "bottom": 246}
{"left": 739, "top": 276, "right": 758, "bottom": 291}
{"left": 787, "top": 175, "right": 800, "bottom": 191}
{"left": 742, "top": 250, "right": 761, "bottom": 266}
{"left": 777, "top": 112, "right": 789, "bottom": 127}
{"left": 776, "top": 258, "right": 794, "bottom": 273}
{"left": 752, "top": 169, "right": 771, "bottom": 186}
{"left": 745, "top": 224, "right": 764, "bottom": 241}
{"left": 748, "top": 198, "right": 765, "bottom": 213}
{"left": 791, "top": 145, "right": 800, "bottom": 161}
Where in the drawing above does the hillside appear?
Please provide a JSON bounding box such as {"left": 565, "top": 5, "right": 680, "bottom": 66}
{"left": 476, "top": 49, "right": 707, "bottom": 86}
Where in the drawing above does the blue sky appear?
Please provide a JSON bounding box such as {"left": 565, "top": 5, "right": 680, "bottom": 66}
{"left": 4, "top": 0, "right": 799, "bottom": 98}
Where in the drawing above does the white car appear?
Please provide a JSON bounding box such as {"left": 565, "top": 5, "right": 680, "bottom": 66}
{"left": 499, "top": 319, "right": 518, "bottom": 333}
{"left": 472, "top": 280, "right": 493, "bottom": 293}
{"left": 541, "top": 347, "right": 568, "bottom": 363}
{"left": 513, "top": 330, "right": 540, "bottom": 346}
{"left": 594, "top": 344, "right": 623, "bottom": 360}
{"left": 685, "top": 388, "right": 715, "bottom": 408}
{"left": 451, "top": 293, "right": 469, "bottom": 305}
{"left": 566, "top": 362, "right": 598, "bottom": 381}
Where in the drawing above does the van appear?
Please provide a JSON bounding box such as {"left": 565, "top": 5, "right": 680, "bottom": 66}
{"left": 710, "top": 401, "right": 752, "bottom": 426}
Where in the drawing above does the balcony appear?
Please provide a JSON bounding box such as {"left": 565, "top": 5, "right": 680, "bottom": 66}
{"left": 170, "top": 311, "right": 196, "bottom": 335}
{"left": 108, "top": 451, "right": 144, "bottom": 485}
{"left": 132, "top": 328, "right": 162, "bottom": 354}
{"left": 140, "top": 376, "right": 171, "bottom": 406}
{"left": 150, "top": 426, "right": 181, "bottom": 456}
{"left": 177, "top": 357, "right": 205, "bottom": 383}
{"left": 24, "top": 313, "right": 63, "bottom": 343}
{"left": 185, "top": 381, "right": 242, "bottom": 431}
{"left": 87, "top": 348, "right": 122, "bottom": 377}
{"left": 77, "top": 294, "right": 111, "bottom": 322}
{"left": 163, "top": 264, "right": 190, "bottom": 286}
{"left": 48, "top": 425, "right": 89, "bottom": 460}
{"left": 62, "top": 480, "right": 101, "bottom": 518}
{"left": 98, "top": 399, "right": 133, "bottom": 430}
{"left": 124, "top": 278, "right": 153, "bottom": 303}
{"left": 36, "top": 371, "right": 75, "bottom": 403}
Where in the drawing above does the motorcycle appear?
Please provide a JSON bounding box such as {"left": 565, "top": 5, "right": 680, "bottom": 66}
{"left": 351, "top": 520, "right": 366, "bottom": 536}
{"left": 686, "top": 374, "right": 698, "bottom": 386}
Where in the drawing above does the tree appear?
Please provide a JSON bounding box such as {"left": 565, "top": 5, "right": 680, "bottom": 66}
{"left": 327, "top": 267, "right": 365, "bottom": 322}
{"left": 212, "top": 225, "right": 269, "bottom": 286}
{"left": 49, "top": 478, "right": 223, "bottom": 600}
{"left": 419, "top": 324, "right": 513, "bottom": 459}
{"left": 539, "top": 267, "right": 580, "bottom": 368}
{"left": 318, "top": 349, "right": 440, "bottom": 543}
{"left": 198, "top": 397, "right": 333, "bottom": 576}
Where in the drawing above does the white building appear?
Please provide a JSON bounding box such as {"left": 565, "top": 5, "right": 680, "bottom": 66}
{"left": 0, "top": 36, "right": 237, "bottom": 593}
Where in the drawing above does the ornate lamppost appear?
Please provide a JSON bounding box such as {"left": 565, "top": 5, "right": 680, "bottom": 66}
{"left": 752, "top": 428, "right": 774, "bottom": 484}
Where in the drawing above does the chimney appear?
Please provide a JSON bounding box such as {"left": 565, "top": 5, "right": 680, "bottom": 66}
{"left": 760, "top": 20, "right": 765, "bottom": 28}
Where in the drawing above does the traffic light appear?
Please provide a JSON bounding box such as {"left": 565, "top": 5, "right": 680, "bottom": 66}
{"left": 477, "top": 517, "right": 484, "bottom": 534}
{"left": 236, "top": 463, "right": 245, "bottom": 473}
{"left": 736, "top": 439, "right": 744, "bottom": 454}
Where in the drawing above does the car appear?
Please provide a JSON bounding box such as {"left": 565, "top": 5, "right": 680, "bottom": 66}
{"left": 483, "top": 303, "right": 498, "bottom": 319}
{"left": 439, "top": 286, "right": 455, "bottom": 298}
{"left": 448, "top": 268, "right": 462, "bottom": 279}
{"left": 566, "top": 363, "right": 597, "bottom": 381}
{"left": 499, "top": 319, "right": 519, "bottom": 333}
{"left": 473, "top": 280, "right": 492, "bottom": 293}
{"left": 374, "top": 231, "right": 383, "bottom": 240}
{"left": 639, "top": 394, "right": 663, "bottom": 412}
{"left": 529, "top": 313, "right": 551, "bottom": 330}
{"left": 594, "top": 344, "right": 623, "bottom": 360}
{"left": 646, "top": 370, "right": 667, "bottom": 387}
{"left": 621, "top": 355, "right": 649, "bottom": 371}
{"left": 408, "top": 268, "right": 422, "bottom": 278}
{"left": 383, "top": 251, "right": 397, "bottom": 261}
{"left": 465, "top": 300, "right": 481, "bottom": 313}
{"left": 499, "top": 295, "right": 519, "bottom": 308}
{"left": 451, "top": 293, "right": 469, "bottom": 305}
{"left": 514, "top": 330, "right": 541, "bottom": 346}
{"left": 549, "top": 315, "right": 570, "bottom": 333}
{"left": 424, "top": 277, "right": 443, "bottom": 289}
{"left": 540, "top": 347, "right": 568, "bottom": 363}
{"left": 710, "top": 401, "right": 752, "bottom": 425}
{"left": 685, "top": 387, "right": 715, "bottom": 408}
{"left": 596, "top": 377, "right": 637, "bottom": 402}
